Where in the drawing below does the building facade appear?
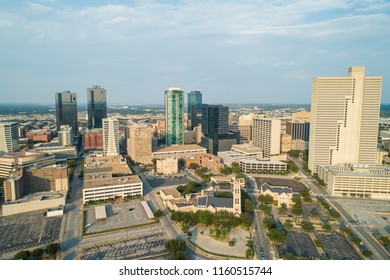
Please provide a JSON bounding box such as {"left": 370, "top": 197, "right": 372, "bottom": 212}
{"left": 4, "top": 165, "right": 68, "bottom": 201}
{"left": 152, "top": 144, "right": 206, "bottom": 159}
{"left": 318, "top": 163, "right": 390, "bottom": 200}
{"left": 201, "top": 104, "right": 238, "bottom": 155}
{"left": 165, "top": 88, "right": 184, "bottom": 145}
{"left": 58, "top": 125, "right": 73, "bottom": 146}
{"left": 252, "top": 118, "right": 281, "bottom": 157}
{"left": 0, "top": 122, "right": 19, "bottom": 154}
{"left": 187, "top": 91, "right": 202, "bottom": 130}
{"left": 87, "top": 85, "right": 107, "bottom": 129}
{"left": 103, "top": 118, "right": 119, "bottom": 156}
{"left": 128, "top": 125, "right": 153, "bottom": 163}
{"left": 286, "top": 121, "right": 310, "bottom": 142}
{"left": 308, "top": 67, "right": 382, "bottom": 173}
{"left": 0, "top": 151, "right": 56, "bottom": 178}
{"left": 84, "top": 128, "right": 103, "bottom": 151}
{"left": 55, "top": 91, "right": 78, "bottom": 136}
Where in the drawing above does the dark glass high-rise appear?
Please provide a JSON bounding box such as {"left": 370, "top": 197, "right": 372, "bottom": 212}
{"left": 87, "top": 85, "right": 107, "bottom": 129}
{"left": 55, "top": 91, "right": 78, "bottom": 136}
{"left": 187, "top": 91, "right": 202, "bottom": 130}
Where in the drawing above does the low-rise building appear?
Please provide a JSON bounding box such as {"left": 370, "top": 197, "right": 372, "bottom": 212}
{"left": 84, "top": 128, "right": 104, "bottom": 151}
{"left": 239, "top": 158, "right": 287, "bottom": 174}
{"left": 4, "top": 165, "right": 68, "bottom": 201}
{"left": 183, "top": 153, "right": 224, "bottom": 171}
{"left": 32, "top": 143, "right": 77, "bottom": 162}
{"left": 218, "top": 144, "right": 263, "bottom": 166}
{"left": 156, "top": 157, "right": 178, "bottom": 175}
{"left": 0, "top": 151, "right": 56, "bottom": 178}
{"left": 160, "top": 177, "right": 244, "bottom": 215}
{"left": 260, "top": 182, "right": 293, "bottom": 207}
{"left": 152, "top": 144, "right": 206, "bottom": 159}
{"left": 82, "top": 154, "right": 142, "bottom": 203}
{"left": 26, "top": 129, "right": 54, "bottom": 142}
{"left": 318, "top": 163, "right": 390, "bottom": 200}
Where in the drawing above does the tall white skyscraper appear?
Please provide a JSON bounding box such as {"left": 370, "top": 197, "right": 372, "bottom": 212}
{"left": 308, "top": 67, "right": 382, "bottom": 173}
{"left": 103, "top": 118, "right": 119, "bottom": 156}
{"left": 0, "top": 122, "right": 19, "bottom": 154}
{"left": 252, "top": 118, "right": 281, "bottom": 158}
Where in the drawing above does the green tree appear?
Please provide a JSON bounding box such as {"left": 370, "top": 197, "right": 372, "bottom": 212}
{"left": 258, "top": 194, "right": 274, "bottom": 204}
{"left": 322, "top": 223, "right": 332, "bottom": 231}
{"left": 292, "top": 195, "right": 302, "bottom": 205}
{"left": 259, "top": 204, "right": 272, "bottom": 215}
{"left": 278, "top": 203, "right": 288, "bottom": 215}
{"left": 165, "top": 239, "right": 187, "bottom": 260}
{"left": 30, "top": 248, "right": 44, "bottom": 260}
{"left": 45, "top": 243, "right": 61, "bottom": 257}
{"left": 188, "top": 163, "right": 200, "bottom": 170}
{"left": 244, "top": 198, "right": 254, "bottom": 212}
{"left": 231, "top": 162, "right": 241, "bottom": 174}
{"left": 221, "top": 227, "right": 227, "bottom": 237}
{"left": 153, "top": 209, "right": 164, "bottom": 220}
{"left": 284, "top": 221, "right": 293, "bottom": 230}
{"left": 301, "top": 221, "right": 314, "bottom": 232}
{"left": 220, "top": 167, "right": 232, "bottom": 175}
{"left": 362, "top": 249, "right": 373, "bottom": 258}
{"left": 379, "top": 236, "right": 390, "bottom": 245}
{"left": 328, "top": 209, "right": 341, "bottom": 219}
{"left": 263, "top": 217, "right": 276, "bottom": 230}
{"left": 246, "top": 248, "right": 254, "bottom": 259}
{"left": 267, "top": 229, "right": 287, "bottom": 244}
{"left": 14, "top": 250, "right": 31, "bottom": 260}
{"left": 292, "top": 204, "right": 303, "bottom": 216}
{"left": 351, "top": 236, "right": 361, "bottom": 245}
{"left": 240, "top": 212, "right": 252, "bottom": 228}
{"left": 341, "top": 227, "right": 353, "bottom": 236}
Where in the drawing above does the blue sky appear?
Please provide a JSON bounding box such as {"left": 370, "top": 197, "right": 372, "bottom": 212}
{"left": 0, "top": 0, "right": 389, "bottom": 104}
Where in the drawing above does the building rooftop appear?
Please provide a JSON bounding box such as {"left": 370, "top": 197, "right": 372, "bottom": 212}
{"left": 197, "top": 195, "right": 233, "bottom": 209}
{"left": 161, "top": 188, "right": 182, "bottom": 199}
{"left": 255, "top": 177, "right": 306, "bottom": 193}
{"left": 231, "top": 144, "right": 263, "bottom": 155}
{"left": 153, "top": 144, "right": 206, "bottom": 154}
{"left": 261, "top": 182, "right": 292, "bottom": 195}
{"left": 84, "top": 175, "right": 141, "bottom": 189}
{"left": 321, "top": 164, "right": 390, "bottom": 177}
{"left": 84, "top": 154, "right": 131, "bottom": 175}
{"left": 240, "top": 158, "right": 287, "bottom": 165}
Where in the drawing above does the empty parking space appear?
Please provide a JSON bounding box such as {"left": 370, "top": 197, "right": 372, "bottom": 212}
{"left": 315, "top": 232, "right": 361, "bottom": 260}
{"left": 79, "top": 232, "right": 168, "bottom": 260}
{"left": 147, "top": 176, "right": 190, "bottom": 188}
{"left": 276, "top": 230, "right": 321, "bottom": 259}
{"left": 84, "top": 201, "right": 154, "bottom": 234}
{"left": 0, "top": 211, "right": 62, "bottom": 254}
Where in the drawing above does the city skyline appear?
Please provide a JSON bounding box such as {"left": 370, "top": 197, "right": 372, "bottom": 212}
{"left": 0, "top": 1, "right": 389, "bottom": 104}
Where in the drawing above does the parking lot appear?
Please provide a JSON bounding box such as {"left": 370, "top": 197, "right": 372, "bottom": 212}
{"left": 315, "top": 232, "right": 361, "bottom": 260}
{"left": 337, "top": 198, "right": 390, "bottom": 236}
{"left": 79, "top": 232, "right": 168, "bottom": 260}
{"left": 276, "top": 230, "right": 321, "bottom": 259}
{"left": 84, "top": 201, "right": 153, "bottom": 234}
{"left": 0, "top": 211, "right": 62, "bottom": 254}
{"left": 147, "top": 175, "right": 190, "bottom": 188}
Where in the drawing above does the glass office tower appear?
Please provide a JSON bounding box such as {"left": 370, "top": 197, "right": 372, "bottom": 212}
{"left": 55, "top": 91, "right": 78, "bottom": 136}
{"left": 87, "top": 85, "right": 107, "bottom": 129}
{"left": 187, "top": 91, "right": 202, "bottom": 130}
{"left": 165, "top": 88, "right": 184, "bottom": 145}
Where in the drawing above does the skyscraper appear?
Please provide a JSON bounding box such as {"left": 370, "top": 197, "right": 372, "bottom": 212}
{"left": 55, "top": 91, "right": 78, "bottom": 136}
{"left": 201, "top": 104, "right": 238, "bottom": 155}
{"left": 87, "top": 85, "right": 107, "bottom": 129}
{"left": 308, "top": 67, "right": 382, "bottom": 173}
{"left": 165, "top": 88, "right": 184, "bottom": 145}
{"left": 0, "top": 122, "right": 19, "bottom": 154}
{"left": 128, "top": 125, "right": 153, "bottom": 163}
{"left": 187, "top": 91, "right": 202, "bottom": 130}
{"left": 252, "top": 118, "right": 281, "bottom": 158}
{"left": 103, "top": 118, "right": 119, "bottom": 156}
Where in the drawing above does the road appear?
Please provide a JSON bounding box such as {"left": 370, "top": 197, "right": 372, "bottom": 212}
{"left": 60, "top": 159, "right": 83, "bottom": 260}
{"left": 290, "top": 156, "right": 390, "bottom": 260}
{"left": 246, "top": 175, "right": 274, "bottom": 260}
